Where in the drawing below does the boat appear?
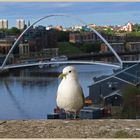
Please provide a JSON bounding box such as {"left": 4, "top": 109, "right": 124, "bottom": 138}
{"left": 38, "top": 60, "right": 44, "bottom": 69}
{"left": 50, "top": 55, "right": 68, "bottom": 62}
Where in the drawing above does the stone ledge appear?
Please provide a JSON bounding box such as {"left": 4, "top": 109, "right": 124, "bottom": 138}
{"left": 0, "top": 119, "right": 139, "bottom": 138}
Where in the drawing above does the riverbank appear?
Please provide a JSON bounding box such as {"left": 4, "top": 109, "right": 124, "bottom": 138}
{"left": 0, "top": 119, "right": 139, "bottom": 138}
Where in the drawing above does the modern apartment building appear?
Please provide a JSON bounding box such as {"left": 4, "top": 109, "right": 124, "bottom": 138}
{"left": 0, "top": 19, "right": 8, "bottom": 29}
{"left": 16, "top": 19, "right": 25, "bottom": 30}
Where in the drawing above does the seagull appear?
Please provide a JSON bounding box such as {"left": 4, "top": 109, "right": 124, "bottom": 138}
{"left": 56, "top": 66, "right": 85, "bottom": 119}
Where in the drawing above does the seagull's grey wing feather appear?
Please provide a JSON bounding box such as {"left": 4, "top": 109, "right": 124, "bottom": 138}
{"left": 79, "top": 86, "right": 85, "bottom": 105}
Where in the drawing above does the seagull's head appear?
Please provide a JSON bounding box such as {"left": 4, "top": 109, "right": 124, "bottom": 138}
{"left": 59, "top": 66, "right": 78, "bottom": 80}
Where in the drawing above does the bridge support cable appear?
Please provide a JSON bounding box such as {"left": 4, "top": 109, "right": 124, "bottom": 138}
{"left": 89, "top": 27, "right": 123, "bottom": 68}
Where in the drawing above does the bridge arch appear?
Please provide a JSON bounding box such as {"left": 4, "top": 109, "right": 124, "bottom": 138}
{"left": 1, "top": 14, "right": 123, "bottom": 69}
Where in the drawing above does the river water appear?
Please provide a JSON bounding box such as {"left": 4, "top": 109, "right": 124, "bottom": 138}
{"left": 0, "top": 64, "right": 116, "bottom": 120}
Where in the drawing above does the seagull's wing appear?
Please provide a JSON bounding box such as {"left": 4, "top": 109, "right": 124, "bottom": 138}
{"left": 79, "top": 86, "right": 85, "bottom": 105}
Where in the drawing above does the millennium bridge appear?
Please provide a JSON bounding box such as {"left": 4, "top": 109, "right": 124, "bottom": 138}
{"left": 1, "top": 14, "right": 139, "bottom": 71}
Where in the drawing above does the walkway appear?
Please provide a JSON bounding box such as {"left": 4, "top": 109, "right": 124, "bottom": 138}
{"left": 0, "top": 60, "right": 120, "bottom": 70}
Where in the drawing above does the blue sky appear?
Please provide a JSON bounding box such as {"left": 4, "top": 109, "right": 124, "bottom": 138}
{"left": 0, "top": 2, "right": 140, "bottom": 28}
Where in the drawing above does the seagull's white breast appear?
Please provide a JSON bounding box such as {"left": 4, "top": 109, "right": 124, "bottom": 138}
{"left": 56, "top": 78, "right": 84, "bottom": 113}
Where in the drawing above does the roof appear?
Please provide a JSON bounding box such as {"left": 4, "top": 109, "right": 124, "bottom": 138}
{"left": 90, "top": 63, "right": 140, "bottom": 87}
{"left": 115, "top": 63, "right": 140, "bottom": 85}
{"left": 103, "top": 90, "right": 122, "bottom": 99}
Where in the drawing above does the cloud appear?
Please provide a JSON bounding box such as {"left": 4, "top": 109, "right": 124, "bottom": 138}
{"left": 0, "top": 2, "right": 140, "bottom": 16}
{"left": 0, "top": 2, "right": 140, "bottom": 27}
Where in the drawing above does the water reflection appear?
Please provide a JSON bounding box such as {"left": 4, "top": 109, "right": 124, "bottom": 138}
{"left": 4, "top": 80, "right": 31, "bottom": 119}
{"left": 0, "top": 64, "right": 116, "bottom": 120}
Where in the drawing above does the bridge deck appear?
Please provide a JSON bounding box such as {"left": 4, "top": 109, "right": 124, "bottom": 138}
{"left": 0, "top": 60, "right": 120, "bottom": 70}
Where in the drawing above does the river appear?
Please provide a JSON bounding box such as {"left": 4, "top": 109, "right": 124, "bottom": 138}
{"left": 0, "top": 64, "right": 117, "bottom": 120}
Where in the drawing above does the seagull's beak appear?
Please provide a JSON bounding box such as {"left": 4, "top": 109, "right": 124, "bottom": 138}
{"left": 58, "top": 73, "right": 67, "bottom": 79}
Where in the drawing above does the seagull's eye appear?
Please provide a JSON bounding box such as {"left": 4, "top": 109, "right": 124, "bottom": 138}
{"left": 69, "top": 70, "right": 71, "bottom": 73}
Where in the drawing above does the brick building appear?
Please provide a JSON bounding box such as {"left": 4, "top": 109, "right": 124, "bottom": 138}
{"left": 69, "top": 31, "right": 125, "bottom": 44}
{"left": 69, "top": 32, "right": 99, "bottom": 43}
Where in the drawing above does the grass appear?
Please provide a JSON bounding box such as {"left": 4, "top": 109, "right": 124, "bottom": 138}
{"left": 114, "top": 130, "right": 131, "bottom": 138}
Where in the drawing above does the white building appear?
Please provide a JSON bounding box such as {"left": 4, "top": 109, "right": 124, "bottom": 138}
{"left": 46, "top": 25, "right": 53, "bottom": 30}
{"left": 16, "top": 19, "right": 25, "bottom": 30}
{"left": 0, "top": 19, "right": 8, "bottom": 29}
{"left": 71, "top": 25, "right": 83, "bottom": 31}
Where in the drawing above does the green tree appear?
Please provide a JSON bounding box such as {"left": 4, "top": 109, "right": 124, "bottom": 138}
{"left": 126, "top": 32, "right": 140, "bottom": 37}
{"left": 0, "top": 27, "right": 21, "bottom": 35}
{"left": 121, "top": 86, "right": 140, "bottom": 119}
{"left": 102, "top": 28, "right": 115, "bottom": 35}
{"left": 58, "top": 42, "right": 82, "bottom": 55}
{"left": 133, "top": 24, "right": 140, "bottom": 32}
{"left": 8, "top": 27, "right": 21, "bottom": 35}
{"left": 80, "top": 42, "right": 101, "bottom": 53}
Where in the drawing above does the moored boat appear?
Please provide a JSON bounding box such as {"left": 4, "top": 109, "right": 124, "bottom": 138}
{"left": 50, "top": 55, "right": 68, "bottom": 62}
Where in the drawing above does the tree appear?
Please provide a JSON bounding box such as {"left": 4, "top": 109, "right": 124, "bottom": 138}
{"left": 121, "top": 85, "right": 140, "bottom": 119}
{"left": 0, "top": 27, "right": 21, "bottom": 35}
{"left": 133, "top": 24, "right": 140, "bottom": 32}
{"left": 80, "top": 42, "right": 101, "bottom": 53}
{"left": 8, "top": 27, "right": 21, "bottom": 35}
{"left": 58, "top": 42, "right": 82, "bottom": 55}
{"left": 102, "top": 28, "right": 115, "bottom": 35}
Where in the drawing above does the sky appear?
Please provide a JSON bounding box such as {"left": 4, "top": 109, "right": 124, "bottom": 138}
{"left": 0, "top": 2, "right": 140, "bottom": 28}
